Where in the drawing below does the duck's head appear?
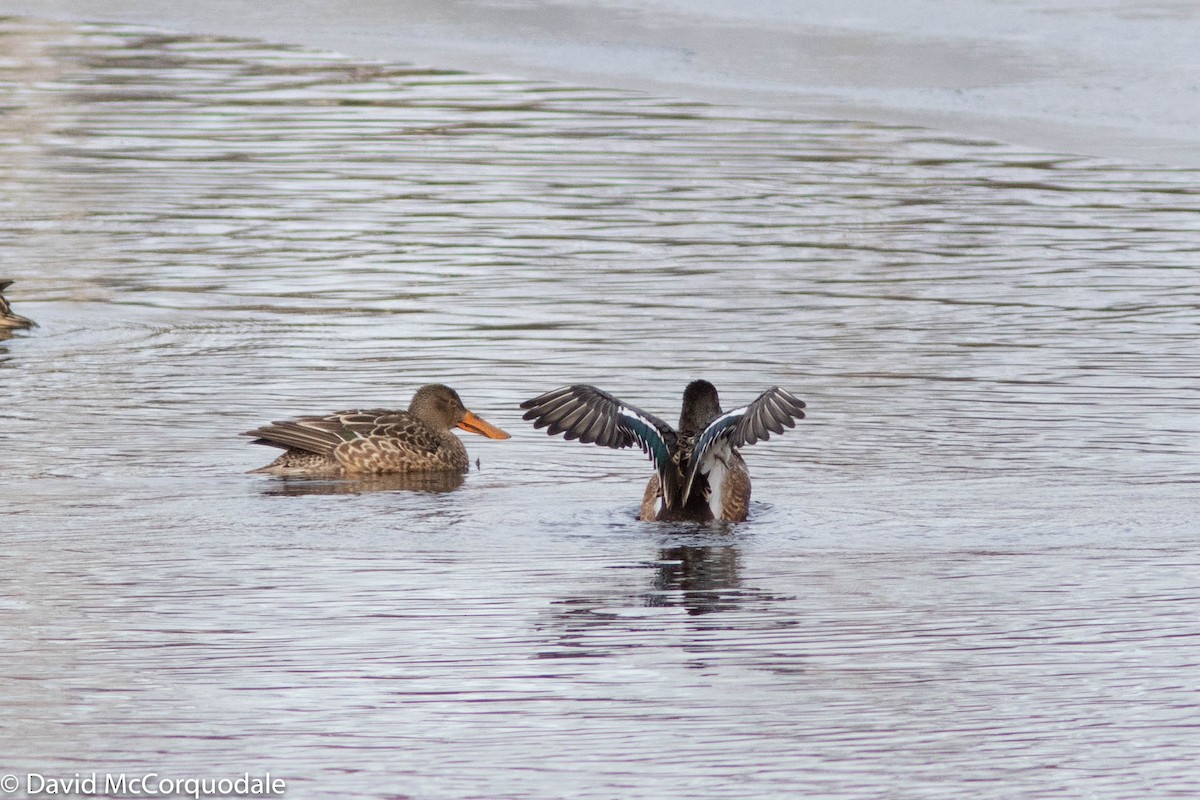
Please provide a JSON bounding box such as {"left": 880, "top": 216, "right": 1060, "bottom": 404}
{"left": 679, "top": 379, "right": 722, "bottom": 438}
{"left": 409, "top": 384, "right": 510, "bottom": 439}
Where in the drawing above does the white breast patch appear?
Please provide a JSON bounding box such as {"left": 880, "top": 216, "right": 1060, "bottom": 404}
{"left": 703, "top": 443, "right": 731, "bottom": 520}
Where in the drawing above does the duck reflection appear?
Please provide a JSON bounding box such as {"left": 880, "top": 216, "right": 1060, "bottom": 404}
{"left": 647, "top": 544, "right": 743, "bottom": 616}
{"left": 258, "top": 471, "right": 465, "bottom": 497}
{"left": 535, "top": 538, "right": 774, "bottom": 662}
{"left": 0, "top": 326, "right": 30, "bottom": 343}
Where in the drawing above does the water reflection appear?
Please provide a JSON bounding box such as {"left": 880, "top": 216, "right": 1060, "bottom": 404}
{"left": 255, "top": 471, "right": 466, "bottom": 496}
{"left": 546, "top": 540, "right": 766, "bottom": 633}
{"left": 648, "top": 544, "right": 743, "bottom": 615}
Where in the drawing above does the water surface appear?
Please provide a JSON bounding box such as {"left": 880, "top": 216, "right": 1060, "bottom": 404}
{"left": 1, "top": 18, "right": 1198, "bottom": 799}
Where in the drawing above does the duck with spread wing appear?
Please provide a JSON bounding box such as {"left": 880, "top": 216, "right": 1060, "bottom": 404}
{"left": 520, "top": 380, "right": 806, "bottom": 522}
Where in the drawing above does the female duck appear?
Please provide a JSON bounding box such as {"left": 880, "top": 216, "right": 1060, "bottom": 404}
{"left": 244, "top": 384, "right": 509, "bottom": 477}
{"left": 521, "top": 380, "right": 805, "bottom": 522}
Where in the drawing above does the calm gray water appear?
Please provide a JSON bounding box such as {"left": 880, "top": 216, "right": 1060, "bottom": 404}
{"left": 1, "top": 16, "right": 1198, "bottom": 799}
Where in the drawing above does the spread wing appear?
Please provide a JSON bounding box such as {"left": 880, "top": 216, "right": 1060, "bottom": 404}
{"left": 520, "top": 385, "right": 684, "bottom": 508}
{"left": 242, "top": 409, "right": 440, "bottom": 456}
{"left": 682, "top": 387, "right": 806, "bottom": 500}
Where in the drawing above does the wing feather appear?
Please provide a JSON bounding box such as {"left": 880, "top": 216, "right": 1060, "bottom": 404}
{"left": 733, "top": 387, "right": 806, "bottom": 446}
{"left": 242, "top": 408, "right": 439, "bottom": 456}
{"left": 551, "top": 402, "right": 594, "bottom": 439}
{"left": 682, "top": 387, "right": 806, "bottom": 499}
{"left": 521, "top": 385, "right": 683, "bottom": 507}
{"left": 242, "top": 418, "right": 346, "bottom": 454}
{"left": 574, "top": 407, "right": 609, "bottom": 444}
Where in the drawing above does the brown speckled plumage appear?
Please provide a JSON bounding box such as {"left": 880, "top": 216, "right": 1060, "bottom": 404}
{"left": 0, "top": 280, "right": 35, "bottom": 330}
{"left": 244, "top": 384, "right": 509, "bottom": 477}
{"left": 639, "top": 450, "right": 752, "bottom": 522}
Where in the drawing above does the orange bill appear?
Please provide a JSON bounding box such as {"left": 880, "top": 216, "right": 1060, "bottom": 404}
{"left": 457, "top": 410, "right": 511, "bottom": 439}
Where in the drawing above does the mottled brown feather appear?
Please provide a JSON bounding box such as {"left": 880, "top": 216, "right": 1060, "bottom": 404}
{"left": 720, "top": 452, "right": 752, "bottom": 523}
{"left": 0, "top": 280, "right": 35, "bottom": 330}
{"left": 245, "top": 408, "right": 467, "bottom": 476}
{"left": 244, "top": 384, "right": 507, "bottom": 477}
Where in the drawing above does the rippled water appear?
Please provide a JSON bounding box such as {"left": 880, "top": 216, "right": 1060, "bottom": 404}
{"left": 1, "top": 17, "right": 1198, "bottom": 799}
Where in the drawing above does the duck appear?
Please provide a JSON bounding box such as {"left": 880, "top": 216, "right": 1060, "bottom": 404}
{"left": 0, "top": 280, "right": 35, "bottom": 329}
{"left": 520, "top": 380, "right": 806, "bottom": 522}
{"left": 244, "top": 384, "right": 510, "bottom": 477}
